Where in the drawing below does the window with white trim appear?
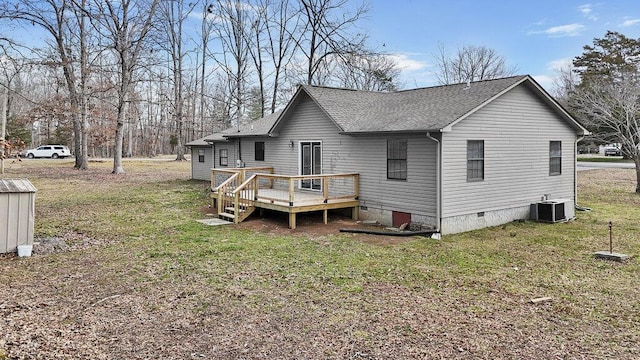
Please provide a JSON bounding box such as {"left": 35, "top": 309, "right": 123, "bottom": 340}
{"left": 387, "top": 140, "right": 407, "bottom": 180}
{"left": 467, "top": 140, "right": 484, "bottom": 181}
{"left": 549, "top": 141, "right": 561, "bottom": 175}
{"left": 219, "top": 149, "right": 228, "bottom": 166}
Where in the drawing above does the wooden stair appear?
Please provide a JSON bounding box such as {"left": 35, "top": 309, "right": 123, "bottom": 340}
{"left": 217, "top": 201, "right": 255, "bottom": 223}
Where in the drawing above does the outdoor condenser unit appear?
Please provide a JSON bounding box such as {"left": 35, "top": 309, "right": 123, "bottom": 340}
{"left": 535, "top": 199, "right": 574, "bottom": 223}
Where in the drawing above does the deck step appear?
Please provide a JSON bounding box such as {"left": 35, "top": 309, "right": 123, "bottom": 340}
{"left": 218, "top": 212, "right": 235, "bottom": 219}
{"left": 225, "top": 207, "right": 246, "bottom": 213}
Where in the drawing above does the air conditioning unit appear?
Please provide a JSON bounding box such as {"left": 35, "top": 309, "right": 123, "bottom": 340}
{"left": 535, "top": 199, "right": 574, "bottom": 223}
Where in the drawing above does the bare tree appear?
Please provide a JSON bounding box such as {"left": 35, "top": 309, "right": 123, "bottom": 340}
{"left": 297, "top": 0, "right": 368, "bottom": 85}
{"left": 2, "top": 0, "right": 91, "bottom": 169}
{"left": 334, "top": 53, "right": 401, "bottom": 91}
{"left": 71, "top": 0, "right": 90, "bottom": 169}
{"left": 91, "top": 0, "right": 159, "bottom": 174}
{"left": 571, "top": 75, "right": 640, "bottom": 191}
{"left": 157, "top": 0, "right": 195, "bottom": 161}
{"left": 570, "top": 31, "right": 640, "bottom": 182}
{"left": 434, "top": 44, "right": 518, "bottom": 85}
{"left": 244, "top": 2, "right": 267, "bottom": 118}
{"left": 261, "top": 0, "right": 302, "bottom": 113}
{"left": 211, "top": 0, "right": 252, "bottom": 130}
{"left": 199, "top": 2, "right": 215, "bottom": 138}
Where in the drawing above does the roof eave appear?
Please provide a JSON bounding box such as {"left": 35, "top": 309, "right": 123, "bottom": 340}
{"left": 224, "top": 133, "right": 269, "bottom": 138}
{"left": 339, "top": 129, "right": 441, "bottom": 135}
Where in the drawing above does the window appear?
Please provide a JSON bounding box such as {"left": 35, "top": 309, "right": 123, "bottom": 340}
{"left": 387, "top": 140, "right": 407, "bottom": 180}
{"left": 219, "top": 149, "right": 228, "bottom": 166}
{"left": 255, "top": 141, "right": 265, "bottom": 161}
{"left": 549, "top": 141, "right": 561, "bottom": 175}
{"left": 198, "top": 149, "right": 205, "bottom": 163}
{"left": 467, "top": 140, "right": 484, "bottom": 181}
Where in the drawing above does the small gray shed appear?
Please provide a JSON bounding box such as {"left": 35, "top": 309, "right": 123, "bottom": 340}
{"left": 0, "top": 179, "right": 37, "bottom": 254}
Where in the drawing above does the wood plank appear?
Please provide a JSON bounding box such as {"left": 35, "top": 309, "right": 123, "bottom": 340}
{"left": 289, "top": 213, "right": 296, "bottom": 229}
{"left": 530, "top": 297, "right": 552, "bottom": 304}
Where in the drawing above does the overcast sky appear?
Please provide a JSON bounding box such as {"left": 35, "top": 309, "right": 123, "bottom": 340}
{"left": 364, "top": 0, "right": 640, "bottom": 90}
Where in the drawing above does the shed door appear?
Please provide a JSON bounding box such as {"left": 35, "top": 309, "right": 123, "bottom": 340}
{"left": 301, "top": 141, "right": 321, "bottom": 190}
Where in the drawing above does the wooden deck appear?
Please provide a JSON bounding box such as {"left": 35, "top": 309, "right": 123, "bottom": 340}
{"left": 211, "top": 167, "right": 359, "bottom": 229}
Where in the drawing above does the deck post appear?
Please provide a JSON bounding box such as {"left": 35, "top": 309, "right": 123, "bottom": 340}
{"left": 234, "top": 193, "right": 240, "bottom": 224}
{"left": 289, "top": 212, "right": 296, "bottom": 229}
{"left": 354, "top": 174, "right": 359, "bottom": 198}
{"left": 253, "top": 176, "right": 259, "bottom": 200}
{"left": 289, "top": 178, "right": 295, "bottom": 206}
{"left": 323, "top": 177, "right": 329, "bottom": 202}
{"left": 352, "top": 205, "right": 359, "bottom": 220}
{"left": 210, "top": 169, "right": 215, "bottom": 190}
{"left": 323, "top": 209, "right": 328, "bottom": 224}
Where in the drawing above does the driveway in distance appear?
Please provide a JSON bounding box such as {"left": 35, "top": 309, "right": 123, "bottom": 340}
{"left": 577, "top": 160, "right": 636, "bottom": 171}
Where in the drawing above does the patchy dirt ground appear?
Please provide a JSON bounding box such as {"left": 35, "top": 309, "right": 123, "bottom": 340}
{"left": 1, "top": 161, "right": 639, "bottom": 359}
{"left": 199, "top": 204, "right": 426, "bottom": 246}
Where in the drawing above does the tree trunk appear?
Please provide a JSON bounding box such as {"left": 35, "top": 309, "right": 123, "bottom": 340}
{"left": 113, "top": 112, "right": 126, "bottom": 174}
{"left": 80, "top": 106, "right": 88, "bottom": 169}
{"left": 635, "top": 157, "right": 640, "bottom": 193}
{"left": 113, "top": 68, "right": 128, "bottom": 174}
{"left": 72, "top": 115, "right": 82, "bottom": 168}
{"left": 77, "top": 0, "right": 89, "bottom": 170}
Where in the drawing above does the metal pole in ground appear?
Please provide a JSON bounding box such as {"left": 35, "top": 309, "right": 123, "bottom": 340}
{"left": 1, "top": 87, "right": 7, "bottom": 175}
{"left": 609, "top": 221, "right": 613, "bottom": 254}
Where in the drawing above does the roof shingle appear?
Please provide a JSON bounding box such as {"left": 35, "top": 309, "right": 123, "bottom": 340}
{"left": 301, "top": 75, "right": 528, "bottom": 132}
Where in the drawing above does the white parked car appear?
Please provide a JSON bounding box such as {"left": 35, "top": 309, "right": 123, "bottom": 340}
{"left": 604, "top": 146, "right": 622, "bottom": 156}
{"left": 25, "top": 145, "right": 72, "bottom": 159}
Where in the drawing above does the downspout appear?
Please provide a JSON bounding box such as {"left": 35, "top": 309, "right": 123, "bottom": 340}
{"left": 237, "top": 138, "right": 242, "bottom": 167}
{"left": 427, "top": 132, "right": 442, "bottom": 235}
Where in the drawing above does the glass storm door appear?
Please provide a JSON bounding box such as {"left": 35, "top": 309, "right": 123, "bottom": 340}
{"left": 301, "top": 141, "right": 322, "bottom": 190}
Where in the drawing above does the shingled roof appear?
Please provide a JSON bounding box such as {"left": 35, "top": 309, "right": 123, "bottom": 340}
{"left": 186, "top": 110, "right": 281, "bottom": 146}
{"left": 294, "top": 75, "right": 534, "bottom": 133}
{"left": 225, "top": 110, "right": 282, "bottom": 138}
{"left": 189, "top": 75, "right": 587, "bottom": 145}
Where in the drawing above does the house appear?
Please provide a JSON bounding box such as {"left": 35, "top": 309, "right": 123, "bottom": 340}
{"left": 187, "top": 75, "right": 589, "bottom": 234}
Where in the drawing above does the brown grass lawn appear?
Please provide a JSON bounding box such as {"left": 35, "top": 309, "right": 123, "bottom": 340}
{"left": 1, "top": 159, "right": 639, "bottom": 359}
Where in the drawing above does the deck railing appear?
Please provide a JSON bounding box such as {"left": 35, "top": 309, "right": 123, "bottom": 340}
{"left": 211, "top": 168, "right": 359, "bottom": 226}
{"left": 216, "top": 172, "right": 241, "bottom": 216}
{"left": 252, "top": 173, "right": 359, "bottom": 206}
{"left": 210, "top": 167, "right": 274, "bottom": 190}
{"left": 231, "top": 174, "right": 259, "bottom": 223}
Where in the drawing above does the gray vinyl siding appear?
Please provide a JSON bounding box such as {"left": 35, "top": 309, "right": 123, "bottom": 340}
{"left": 216, "top": 142, "right": 238, "bottom": 168}
{"left": 189, "top": 141, "right": 240, "bottom": 181}
{"left": 190, "top": 146, "right": 213, "bottom": 181}
{"left": 254, "top": 94, "right": 437, "bottom": 217}
{"left": 441, "top": 84, "right": 577, "bottom": 217}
